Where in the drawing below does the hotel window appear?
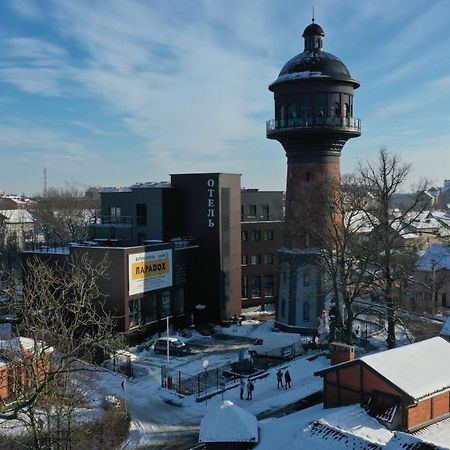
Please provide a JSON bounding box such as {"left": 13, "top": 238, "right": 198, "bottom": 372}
{"left": 250, "top": 254, "right": 261, "bottom": 265}
{"left": 109, "top": 206, "right": 121, "bottom": 223}
{"left": 251, "top": 276, "right": 261, "bottom": 298}
{"left": 264, "top": 230, "right": 274, "bottom": 241}
{"left": 261, "top": 205, "right": 269, "bottom": 220}
{"left": 128, "top": 298, "right": 141, "bottom": 327}
{"left": 264, "top": 275, "right": 274, "bottom": 297}
{"left": 160, "top": 291, "right": 171, "bottom": 318}
{"left": 242, "top": 276, "right": 248, "bottom": 298}
{"left": 248, "top": 205, "right": 257, "bottom": 217}
{"left": 241, "top": 230, "right": 248, "bottom": 241}
{"left": 251, "top": 230, "right": 261, "bottom": 241}
{"left": 264, "top": 253, "right": 274, "bottom": 264}
{"left": 241, "top": 254, "right": 248, "bottom": 266}
{"left": 136, "top": 203, "right": 147, "bottom": 225}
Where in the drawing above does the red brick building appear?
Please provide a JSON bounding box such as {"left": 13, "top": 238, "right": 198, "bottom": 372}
{"left": 315, "top": 338, "right": 450, "bottom": 432}
{"left": 0, "top": 337, "right": 52, "bottom": 402}
{"left": 240, "top": 189, "right": 283, "bottom": 307}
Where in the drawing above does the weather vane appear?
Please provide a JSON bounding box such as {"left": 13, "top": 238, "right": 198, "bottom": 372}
{"left": 312, "top": 5, "right": 315, "bottom": 22}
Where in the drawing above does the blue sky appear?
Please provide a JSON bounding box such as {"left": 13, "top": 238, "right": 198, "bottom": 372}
{"left": 0, "top": 0, "right": 449, "bottom": 195}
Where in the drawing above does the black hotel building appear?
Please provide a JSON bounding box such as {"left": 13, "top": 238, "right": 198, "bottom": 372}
{"left": 23, "top": 173, "right": 241, "bottom": 336}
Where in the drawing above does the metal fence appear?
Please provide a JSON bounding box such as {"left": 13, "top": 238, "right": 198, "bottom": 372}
{"left": 167, "top": 367, "right": 232, "bottom": 396}
{"left": 166, "top": 340, "right": 327, "bottom": 398}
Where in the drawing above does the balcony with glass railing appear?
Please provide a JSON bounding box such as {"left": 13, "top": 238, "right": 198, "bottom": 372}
{"left": 266, "top": 116, "right": 361, "bottom": 136}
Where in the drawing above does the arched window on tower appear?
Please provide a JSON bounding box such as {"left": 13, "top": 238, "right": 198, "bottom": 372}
{"left": 288, "top": 103, "right": 297, "bottom": 126}
{"left": 331, "top": 101, "right": 340, "bottom": 117}
{"left": 279, "top": 105, "right": 285, "bottom": 127}
{"left": 281, "top": 298, "right": 286, "bottom": 318}
{"left": 303, "top": 301, "right": 310, "bottom": 322}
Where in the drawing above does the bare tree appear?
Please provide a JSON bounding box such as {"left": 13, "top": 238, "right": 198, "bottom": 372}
{"left": 0, "top": 254, "right": 116, "bottom": 449}
{"left": 293, "top": 173, "right": 379, "bottom": 344}
{"left": 31, "top": 187, "right": 99, "bottom": 245}
{"left": 358, "top": 148, "right": 428, "bottom": 348}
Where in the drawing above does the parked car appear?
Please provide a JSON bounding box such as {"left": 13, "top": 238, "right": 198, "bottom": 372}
{"left": 154, "top": 337, "right": 191, "bottom": 356}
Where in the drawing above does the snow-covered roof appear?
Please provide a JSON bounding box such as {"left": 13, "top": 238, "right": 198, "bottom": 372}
{"left": 359, "top": 337, "right": 450, "bottom": 401}
{"left": 417, "top": 243, "right": 450, "bottom": 271}
{"left": 256, "top": 404, "right": 392, "bottom": 450}
{"left": 384, "top": 431, "right": 449, "bottom": 449}
{"left": 0, "top": 209, "right": 34, "bottom": 223}
{"left": 199, "top": 400, "right": 258, "bottom": 443}
{"left": 412, "top": 416, "right": 450, "bottom": 449}
{"left": 441, "top": 316, "right": 450, "bottom": 338}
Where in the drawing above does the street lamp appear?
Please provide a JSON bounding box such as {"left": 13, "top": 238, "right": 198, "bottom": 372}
{"left": 203, "top": 359, "right": 209, "bottom": 405}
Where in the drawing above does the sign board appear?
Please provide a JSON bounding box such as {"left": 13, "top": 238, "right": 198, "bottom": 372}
{"left": 128, "top": 249, "right": 172, "bottom": 295}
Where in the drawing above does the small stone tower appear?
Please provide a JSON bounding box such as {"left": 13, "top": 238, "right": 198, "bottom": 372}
{"left": 267, "top": 20, "right": 361, "bottom": 332}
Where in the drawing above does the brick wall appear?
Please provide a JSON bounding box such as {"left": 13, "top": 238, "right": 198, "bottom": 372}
{"left": 407, "top": 391, "right": 450, "bottom": 431}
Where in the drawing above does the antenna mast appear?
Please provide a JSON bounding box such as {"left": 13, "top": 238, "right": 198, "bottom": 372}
{"left": 43, "top": 167, "right": 47, "bottom": 197}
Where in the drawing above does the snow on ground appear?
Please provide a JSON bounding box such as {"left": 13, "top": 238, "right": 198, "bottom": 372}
{"left": 84, "top": 318, "right": 329, "bottom": 448}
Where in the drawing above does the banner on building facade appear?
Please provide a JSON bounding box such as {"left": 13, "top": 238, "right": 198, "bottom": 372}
{"left": 128, "top": 249, "right": 172, "bottom": 295}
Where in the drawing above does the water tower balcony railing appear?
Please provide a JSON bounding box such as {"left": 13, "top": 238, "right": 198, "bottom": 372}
{"left": 266, "top": 116, "right": 361, "bottom": 134}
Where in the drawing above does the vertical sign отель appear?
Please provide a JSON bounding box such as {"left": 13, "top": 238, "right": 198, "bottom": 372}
{"left": 207, "top": 178, "right": 216, "bottom": 228}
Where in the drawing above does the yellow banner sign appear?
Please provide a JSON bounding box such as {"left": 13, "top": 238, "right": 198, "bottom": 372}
{"left": 131, "top": 258, "right": 170, "bottom": 279}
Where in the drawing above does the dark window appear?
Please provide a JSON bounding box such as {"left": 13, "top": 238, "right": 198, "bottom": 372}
{"left": 143, "top": 292, "right": 157, "bottom": 323}
{"left": 306, "top": 171, "right": 311, "bottom": 182}
{"left": 160, "top": 291, "right": 171, "bottom": 317}
{"left": 303, "top": 302, "right": 310, "bottom": 322}
{"left": 241, "top": 205, "right": 244, "bottom": 221}
{"left": 128, "top": 298, "right": 141, "bottom": 327}
{"left": 281, "top": 298, "right": 286, "bottom": 317}
{"left": 241, "top": 254, "right": 248, "bottom": 266}
{"left": 251, "top": 276, "right": 261, "bottom": 298}
{"left": 241, "top": 230, "right": 248, "bottom": 241}
{"left": 250, "top": 254, "right": 261, "bottom": 265}
{"left": 251, "top": 230, "right": 261, "bottom": 241}
{"left": 248, "top": 205, "right": 256, "bottom": 217}
{"left": 304, "top": 233, "right": 310, "bottom": 247}
{"left": 303, "top": 272, "right": 311, "bottom": 287}
{"left": 261, "top": 205, "right": 269, "bottom": 220}
{"left": 264, "top": 230, "right": 274, "bottom": 241}
{"left": 109, "top": 206, "right": 121, "bottom": 222}
{"left": 136, "top": 203, "right": 147, "bottom": 225}
{"left": 443, "top": 293, "right": 447, "bottom": 307}
{"left": 242, "top": 276, "right": 248, "bottom": 298}
{"left": 264, "top": 254, "right": 274, "bottom": 264}
{"left": 264, "top": 275, "right": 274, "bottom": 297}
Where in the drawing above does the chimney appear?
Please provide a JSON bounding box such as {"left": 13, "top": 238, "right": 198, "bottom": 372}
{"left": 330, "top": 342, "right": 355, "bottom": 365}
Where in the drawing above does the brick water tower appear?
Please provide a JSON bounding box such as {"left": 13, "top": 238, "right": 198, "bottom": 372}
{"left": 267, "top": 20, "right": 361, "bottom": 332}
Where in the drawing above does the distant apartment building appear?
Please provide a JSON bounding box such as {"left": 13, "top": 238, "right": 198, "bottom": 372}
{"left": 241, "top": 189, "right": 284, "bottom": 307}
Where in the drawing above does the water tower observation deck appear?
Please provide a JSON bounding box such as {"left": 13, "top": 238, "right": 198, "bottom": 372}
{"left": 267, "top": 21, "right": 361, "bottom": 155}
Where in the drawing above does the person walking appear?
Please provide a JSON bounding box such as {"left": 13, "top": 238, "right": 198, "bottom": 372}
{"left": 239, "top": 377, "right": 245, "bottom": 400}
{"left": 246, "top": 379, "right": 254, "bottom": 400}
{"left": 284, "top": 369, "right": 292, "bottom": 389}
{"left": 276, "top": 369, "right": 284, "bottom": 389}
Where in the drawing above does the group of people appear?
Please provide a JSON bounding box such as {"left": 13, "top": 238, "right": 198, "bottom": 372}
{"left": 276, "top": 369, "right": 292, "bottom": 389}
{"left": 239, "top": 377, "right": 255, "bottom": 400}
{"left": 238, "top": 368, "right": 293, "bottom": 401}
